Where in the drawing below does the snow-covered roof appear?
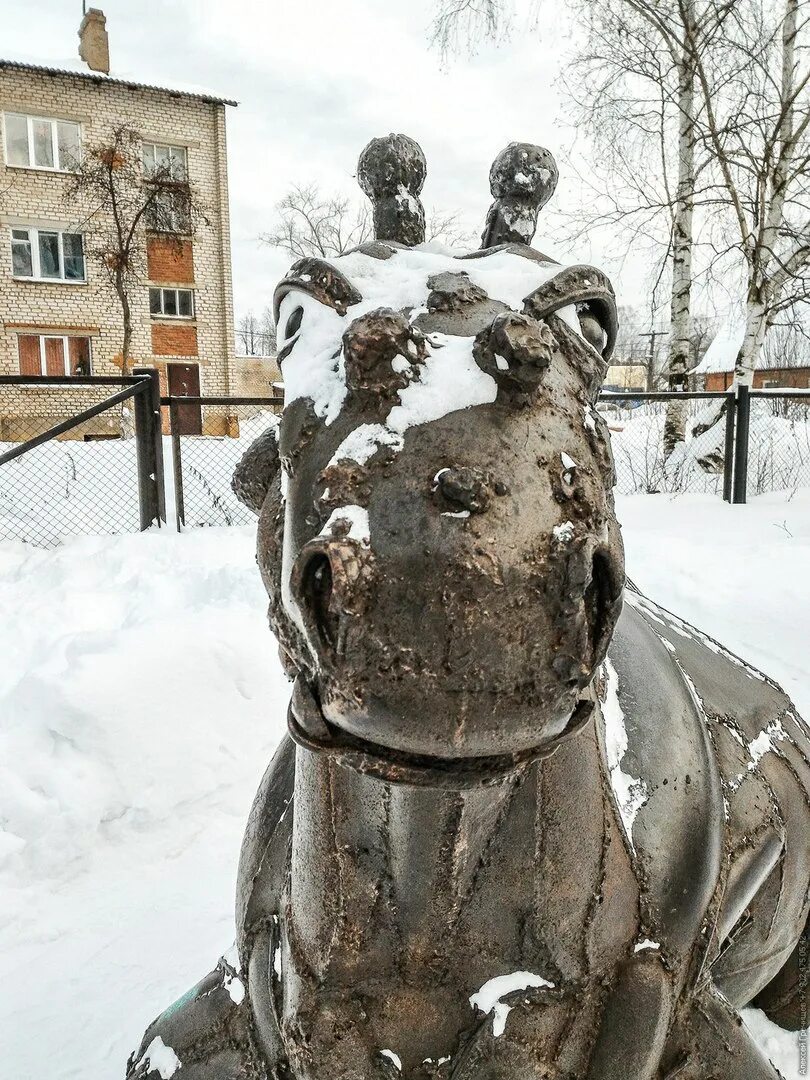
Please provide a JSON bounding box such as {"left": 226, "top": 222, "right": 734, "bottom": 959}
{"left": 694, "top": 319, "right": 745, "bottom": 374}
{"left": 0, "top": 56, "right": 237, "bottom": 107}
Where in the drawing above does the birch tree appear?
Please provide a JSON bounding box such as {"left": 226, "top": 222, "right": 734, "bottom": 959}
{"left": 692, "top": 0, "right": 810, "bottom": 384}
{"left": 564, "top": 0, "right": 705, "bottom": 452}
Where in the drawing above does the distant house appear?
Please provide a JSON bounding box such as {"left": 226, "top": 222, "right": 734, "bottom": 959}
{"left": 695, "top": 320, "right": 810, "bottom": 391}
{"left": 0, "top": 8, "right": 238, "bottom": 439}
{"left": 605, "top": 362, "right": 647, "bottom": 392}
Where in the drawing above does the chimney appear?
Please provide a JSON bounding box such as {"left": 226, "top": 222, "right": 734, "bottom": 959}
{"left": 78, "top": 8, "right": 110, "bottom": 75}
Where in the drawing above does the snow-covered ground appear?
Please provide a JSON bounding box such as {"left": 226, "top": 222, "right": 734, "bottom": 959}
{"left": 1, "top": 494, "right": 809, "bottom": 1079}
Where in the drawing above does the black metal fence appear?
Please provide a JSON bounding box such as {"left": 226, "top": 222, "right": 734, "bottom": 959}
{"left": 0, "top": 372, "right": 164, "bottom": 547}
{"left": 3, "top": 381, "right": 810, "bottom": 547}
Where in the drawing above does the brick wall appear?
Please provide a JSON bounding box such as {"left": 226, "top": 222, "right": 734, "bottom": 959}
{"left": 704, "top": 369, "right": 810, "bottom": 391}
{"left": 152, "top": 323, "right": 198, "bottom": 356}
{"left": 147, "top": 236, "right": 194, "bottom": 283}
{"left": 0, "top": 65, "right": 236, "bottom": 437}
{"left": 0, "top": 383, "right": 119, "bottom": 440}
{"left": 232, "top": 354, "right": 282, "bottom": 396}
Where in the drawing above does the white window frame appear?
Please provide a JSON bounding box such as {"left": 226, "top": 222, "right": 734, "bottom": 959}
{"left": 17, "top": 334, "right": 93, "bottom": 376}
{"left": 149, "top": 286, "right": 195, "bottom": 319}
{"left": 3, "top": 112, "right": 82, "bottom": 172}
{"left": 142, "top": 142, "right": 188, "bottom": 181}
{"left": 10, "top": 227, "right": 86, "bottom": 283}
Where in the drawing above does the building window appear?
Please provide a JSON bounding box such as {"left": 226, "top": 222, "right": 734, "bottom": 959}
{"left": 142, "top": 142, "right": 188, "bottom": 181}
{"left": 3, "top": 113, "right": 81, "bottom": 171}
{"left": 17, "top": 334, "right": 92, "bottom": 376}
{"left": 146, "top": 188, "right": 191, "bottom": 234}
{"left": 142, "top": 142, "right": 190, "bottom": 233}
{"left": 149, "top": 287, "right": 194, "bottom": 318}
{"left": 10, "top": 228, "right": 86, "bottom": 282}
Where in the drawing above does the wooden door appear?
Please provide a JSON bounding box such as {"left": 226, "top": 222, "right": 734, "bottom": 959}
{"left": 168, "top": 363, "right": 202, "bottom": 435}
{"left": 18, "top": 335, "right": 42, "bottom": 375}
{"left": 43, "top": 337, "right": 66, "bottom": 375}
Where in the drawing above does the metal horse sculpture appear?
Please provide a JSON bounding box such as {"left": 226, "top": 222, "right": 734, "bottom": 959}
{"left": 128, "top": 136, "right": 810, "bottom": 1080}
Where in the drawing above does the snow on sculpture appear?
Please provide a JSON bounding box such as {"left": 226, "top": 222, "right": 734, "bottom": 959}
{"left": 128, "top": 135, "right": 810, "bottom": 1080}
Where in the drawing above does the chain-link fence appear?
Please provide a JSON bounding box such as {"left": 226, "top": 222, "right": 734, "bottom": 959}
{"left": 746, "top": 392, "right": 810, "bottom": 496}
{"left": 4, "top": 384, "right": 810, "bottom": 548}
{"left": 167, "top": 396, "right": 282, "bottom": 530}
{"left": 602, "top": 390, "right": 810, "bottom": 498}
{"left": 603, "top": 393, "right": 729, "bottom": 496}
{"left": 0, "top": 375, "right": 163, "bottom": 547}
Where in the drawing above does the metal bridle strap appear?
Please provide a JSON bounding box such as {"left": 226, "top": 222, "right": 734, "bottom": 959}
{"left": 287, "top": 690, "right": 595, "bottom": 789}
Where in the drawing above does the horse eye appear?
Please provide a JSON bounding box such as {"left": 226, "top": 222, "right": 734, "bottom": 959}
{"left": 278, "top": 306, "right": 304, "bottom": 362}
{"left": 576, "top": 304, "right": 607, "bottom": 354}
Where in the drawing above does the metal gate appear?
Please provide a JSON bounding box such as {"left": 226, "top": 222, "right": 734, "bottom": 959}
{"left": 0, "top": 372, "right": 165, "bottom": 547}
{"left": 165, "top": 394, "right": 282, "bottom": 530}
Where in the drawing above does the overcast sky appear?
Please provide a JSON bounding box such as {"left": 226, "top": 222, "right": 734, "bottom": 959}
{"left": 1, "top": 0, "right": 653, "bottom": 323}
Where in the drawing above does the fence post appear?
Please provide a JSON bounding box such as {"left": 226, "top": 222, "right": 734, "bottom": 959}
{"left": 133, "top": 368, "right": 167, "bottom": 530}
{"left": 722, "top": 391, "right": 737, "bottom": 503}
{"left": 732, "top": 383, "right": 751, "bottom": 505}
{"left": 169, "top": 400, "right": 185, "bottom": 531}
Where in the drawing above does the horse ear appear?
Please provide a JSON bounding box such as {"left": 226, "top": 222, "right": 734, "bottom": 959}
{"left": 357, "top": 134, "right": 427, "bottom": 247}
{"left": 481, "top": 142, "right": 558, "bottom": 249}
{"left": 232, "top": 426, "right": 280, "bottom": 514}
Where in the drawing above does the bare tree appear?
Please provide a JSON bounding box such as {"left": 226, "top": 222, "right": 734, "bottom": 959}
{"left": 425, "top": 207, "right": 476, "bottom": 247}
{"left": 259, "top": 305, "right": 277, "bottom": 356}
{"left": 262, "top": 183, "right": 474, "bottom": 258}
{"left": 562, "top": 0, "right": 750, "bottom": 453}
{"left": 237, "top": 311, "right": 260, "bottom": 356}
{"left": 237, "top": 306, "right": 278, "bottom": 357}
{"left": 761, "top": 315, "right": 810, "bottom": 370}
{"left": 431, "top": 0, "right": 509, "bottom": 57}
{"left": 65, "top": 125, "right": 208, "bottom": 375}
{"left": 261, "top": 184, "right": 372, "bottom": 260}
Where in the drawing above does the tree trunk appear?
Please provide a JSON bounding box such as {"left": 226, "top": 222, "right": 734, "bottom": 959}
{"left": 663, "top": 0, "right": 696, "bottom": 458}
{"left": 732, "top": 0, "right": 799, "bottom": 391}
{"left": 120, "top": 281, "right": 132, "bottom": 378}
{"left": 734, "top": 291, "right": 769, "bottom": 387}
{"left": 117, "top": 275, "right": 135, "bottom": 438}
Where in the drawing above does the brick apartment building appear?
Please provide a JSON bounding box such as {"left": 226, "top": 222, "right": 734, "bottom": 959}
{"left": 0, "top": 9, "right": 239, "bottom": 439}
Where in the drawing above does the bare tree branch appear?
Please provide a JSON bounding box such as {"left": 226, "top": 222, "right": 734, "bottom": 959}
{"left": 261, "top": 183, "right": 473, "bottom": 258}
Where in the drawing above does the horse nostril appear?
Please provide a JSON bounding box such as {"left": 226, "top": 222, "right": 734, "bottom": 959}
{"left": 301, "top": 552, "right": 339, "bottom": 651}
{"left": 585, "top": 550, "right": 614, "bottom": 663}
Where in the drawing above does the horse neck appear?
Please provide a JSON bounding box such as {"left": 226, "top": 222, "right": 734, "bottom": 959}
{"left": 287, "top": 744, "right": 521, "bottom": 975}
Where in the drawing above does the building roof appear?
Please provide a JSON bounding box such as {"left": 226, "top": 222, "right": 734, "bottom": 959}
{"left": 0, "top": 57, "right": 237, "bottom": 107}
{"left": 694, "top": 319, "right": 745, "bottom": 374}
